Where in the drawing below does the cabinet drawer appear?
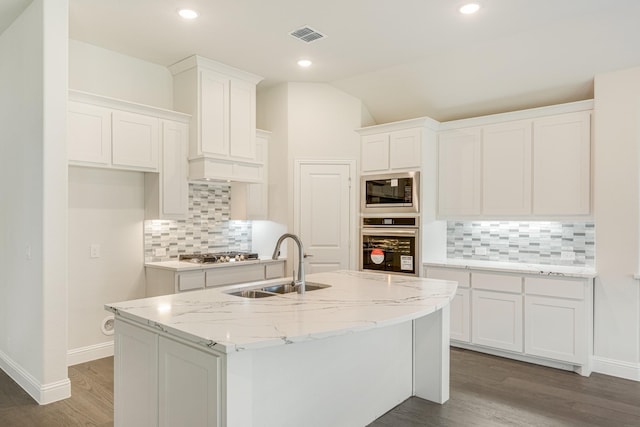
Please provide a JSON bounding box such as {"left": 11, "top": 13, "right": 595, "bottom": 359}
{"left": 205, "top": 264, "right": 264, "bottom": 287}
{"left": 265, "top": 262, "right": 285, "bottom": 280}
{"left": 425, "top": 267, "right": 470, "bottom": 287}
{"left": 472, "top": 272, "right": 521, "bottom": 293}
{"left": 524, "top": 277, "right": 585, "bottom": 300}
{"left": 177, "top": 270, "right": 205, "bottom": 291}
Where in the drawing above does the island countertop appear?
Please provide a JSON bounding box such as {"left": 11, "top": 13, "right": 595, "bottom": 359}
{"left": 105, "top": 270, "right": 457, "bottom": 354}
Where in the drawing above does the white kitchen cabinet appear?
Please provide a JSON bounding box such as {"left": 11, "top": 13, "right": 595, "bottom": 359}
{"left": 145, "top": 120, "right": 189, "bottom": 220}
{"left": 205, "top": 263, "right": 264, "bottom": 288}
{"left": 360, "top": 128, "right": 422, "bottom": 173}
{"left": 482, "top": 120, "right": 532, "bottom": 215}
{"left": 524, "top": 276, "right": 589, "bottom": 365}
{"left": 112, "top": 110, "right": 159, "bottom": 171}
{"left": 230, "top": 130, "right": 270, "bottom": 220}
{"left": 158, "top": 336, "right": 220, "bottom": 427}
{"left": 472, "top": 289, "right": 523, "bottom": 353}
{"left": 67, "top": 101, "right": 111, "bottom": 165}
{"left": 425, "top": 267, "right": 471, "bottom": 343}
{"left": 437, "top": 127, "right": 482, "bottom": 216}
{"left": 170, "top": 55, "right": 264, "bottom": 182}
{"left": 532, "top": 111, "right": 591, "bottom": 215}
{"left": 114, "top": 319, "right": 158, "bottom": 427}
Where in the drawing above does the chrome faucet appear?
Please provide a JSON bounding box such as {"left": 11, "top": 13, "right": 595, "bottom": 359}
{"left": 272, "top": 233, "right": 306, "bottom": 294}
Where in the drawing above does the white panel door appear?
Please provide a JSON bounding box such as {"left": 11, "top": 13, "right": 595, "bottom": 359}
{"left": 437, "top": 128, "right": 482, "bottom": 216}
{"left": 297, "top": 162, "right": 353, "bottom": 274}
{"left": 524, "top": 295, "right": 586, "bottom": 364}
{"left": 482, "top": 120, "right": 532, "bottom": 215}
{"left": 450, "top": 288, "right": 471, "bottom": 343}
{"left": 389, "top": 128, "right": 422, "bottom": 170}
{"left": 67, "top": 101, "right": 111, "bottom": 165}
{"left": 161, "top": 120, "right": 189, "bottom": 217}
{"left": 158, "top": 337, "right": 220, "bottom": 427}
{"left": 361, "top": 133, "right": 389, "bottom": 172}
{"left": 112, "top": 110, "right": 159, "bottom": 170}
{"left": 532, "top": 111, "right": 591, "bottom": 215}
{"left": 229, "top": 78, "right": 256, "bottom": 160}
{"left": 472, "top": 290, "right": 523, "bottom": 352}
{"left": 199, "top": 69, "right": 229, "bottom": 156}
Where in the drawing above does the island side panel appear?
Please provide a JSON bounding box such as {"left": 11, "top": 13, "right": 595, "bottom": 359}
{"left": 413, "top": 304, "right": 450, "bottom": 404}
{"left": 223, "top": 321, "right": 413, "bottom": 427}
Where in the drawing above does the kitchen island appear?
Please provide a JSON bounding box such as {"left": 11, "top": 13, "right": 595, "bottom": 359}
{"left": 105, "top": 270, "right": 457, "bottom": 427}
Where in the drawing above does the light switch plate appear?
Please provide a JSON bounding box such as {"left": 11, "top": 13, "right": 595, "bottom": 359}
{"left": 154, "top": 247, "right": 166, "bottom": 257}
{"left": 90, "top": 244, "right": 100, "bottom": 258}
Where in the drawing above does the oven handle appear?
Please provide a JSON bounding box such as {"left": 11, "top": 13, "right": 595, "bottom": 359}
{"left": 361, "top": 228, "right": 419, "bottom": 236}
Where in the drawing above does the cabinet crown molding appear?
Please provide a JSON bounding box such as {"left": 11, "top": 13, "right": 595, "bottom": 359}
{"left": 168, "top": 54, "right": 263, "bottom": 85}
{"left": 356, "top": 116, "right": 439, "bottom": 135}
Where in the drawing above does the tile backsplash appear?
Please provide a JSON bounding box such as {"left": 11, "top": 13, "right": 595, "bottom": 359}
{"left": 447, "top": 221, "right": 595, "bottom": 266}
{"left": 144, "top": 183, "right": 251, "bottom": 262}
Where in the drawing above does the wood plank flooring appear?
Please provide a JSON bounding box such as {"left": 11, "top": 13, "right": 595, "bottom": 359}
{"left": 1, "top": 348, "right": 639, "bottom": 426}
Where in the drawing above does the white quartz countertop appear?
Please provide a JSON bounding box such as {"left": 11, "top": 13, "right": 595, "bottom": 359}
{"left": 145, "top": 257, "right": 285, "bottom": 272}
{"left": 424, "top": 259, "right": 597, "bottom": 279}
{"left": 105, "top": 270, "right": 457, "bottom": 354}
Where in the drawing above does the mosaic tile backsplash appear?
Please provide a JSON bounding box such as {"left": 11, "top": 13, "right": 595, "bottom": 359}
{"left": 144, "top": 183, "right": 251, "bottom": 262}
{"left": 447, "top": 221, "right": 595, "bottom": 266}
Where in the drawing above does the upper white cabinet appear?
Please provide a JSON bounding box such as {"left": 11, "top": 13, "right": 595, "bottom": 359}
{"left": 68, "top": 101, "right": 111, "bottom": 165}
{"left": 437, "top": 101, "right": 592, "bottom": 218}
{"left": 170, "top": 55, "right": 264, "bottom": 182}
{"left": 357, "top": 119, "right": 437, "bottom": 174}
{"left": 533, "top": 111, "right": 591, "bottom": 215}
{"left": 437, "top": 127, "right": 482, "bottom": 216}
{"left": 112, "top": 110, "right": 159, "bottom": 170}
{"left": 230, "top": 129, "right": 270, "bottom": 220}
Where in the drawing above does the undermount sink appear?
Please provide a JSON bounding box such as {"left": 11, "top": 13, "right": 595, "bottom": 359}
{"left": 227, "top": 281, "right": 331, "bottom": 299}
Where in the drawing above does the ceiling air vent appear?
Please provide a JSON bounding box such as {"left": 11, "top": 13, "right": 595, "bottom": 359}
{"left": 289, "top": 26, "right": 326, "bottom": 43}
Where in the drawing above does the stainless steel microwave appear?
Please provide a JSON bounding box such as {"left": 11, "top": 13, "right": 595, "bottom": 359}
{"left": 361, "top": 171, "right": 420, "bottom": 214}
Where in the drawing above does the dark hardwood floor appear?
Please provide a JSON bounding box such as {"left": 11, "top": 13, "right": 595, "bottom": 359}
{"left": 1, "top": 348, "right": 639, "bottom": 426}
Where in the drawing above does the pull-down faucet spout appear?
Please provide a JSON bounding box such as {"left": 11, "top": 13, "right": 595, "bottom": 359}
{"left": 272, "top": 233, "right": 306, "bottom": 294}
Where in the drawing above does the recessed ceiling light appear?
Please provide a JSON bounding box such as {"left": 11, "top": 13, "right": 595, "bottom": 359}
{"left": 297, "top": 59, "right": 312, "bottom": 68}
{"left": 459, "top": 3, "right": 481, "bottom": 14}
{"left": 178, "top": 9, "right": 198, "bottom": 19}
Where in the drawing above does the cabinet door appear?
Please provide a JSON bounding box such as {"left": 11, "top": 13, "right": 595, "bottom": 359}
{"left": 199, "top": 69, "right": 229, "bottom": 156}
{"left": 68, "top": 101, "right": 111, "bottom": 165}
{"left": 450, "top": 288, "right": 471, "bottom": 343}
{"left": 114, "top": 319, "right": 158, "bottom": 427}
{"left": 159, "top": 337, "right": 220, "bottom": 427}
{"left": 524, "top": 295, "right": 585, "bottom": 364}
{"left": 229, "top": 78, "right": 256, "bottom": 160}
{"left": 472, "top": 290, "right": 523, "bottom": 352}
{"left": 437, "top": 128, "right": 482, "bottom": 216}
{"left": 389, "top": 128, "right": 421, "bottom": 170}
{"left": 533, "top": 111, "right": 591, "bottom": 215}
{"left": 361, "top": 133, "right": 390, "bottom": 172}
{"left": 112, "top": 111, "right": 159, "bottom": 170}
{"left": 161, "top": 120, "right": 189, "bottom": 218}
{"left": 482, "top": 121, "right": 532, "bottom": 215}
{"left": 177, "top": 270, "right": 206, "bottom": 292}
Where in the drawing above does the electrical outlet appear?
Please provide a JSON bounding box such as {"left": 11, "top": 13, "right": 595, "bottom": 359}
{"left": 561, "top": 251, "right": 575, "bottom": 261}
{"left": 154, "top": 247, "right": 166, "bottom": 257}
{"left": 475, "top": 247, "right": 488, "bottom": 255}
{"left": 90, "top": 244, "right": 100, "bottom": 258}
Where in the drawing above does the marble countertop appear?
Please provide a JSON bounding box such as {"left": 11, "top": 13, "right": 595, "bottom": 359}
{"left": 145, "top": 257, "right": 285, "bottom": 272}
{"left": 105, "top": 270, "right": 457, "bottom": 354}
{"left": 424, "top": 259, "right": 597, "bottom": 279}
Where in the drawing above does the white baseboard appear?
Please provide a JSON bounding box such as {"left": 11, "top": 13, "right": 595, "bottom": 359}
{"left": 67, "top": 341, "right": 114, "bottom": 366}
{"left": 0, "top": 349, "right": 71, "bottom": 405}
{"left": 592, "top": 356, "right": 640, "bottom": 381}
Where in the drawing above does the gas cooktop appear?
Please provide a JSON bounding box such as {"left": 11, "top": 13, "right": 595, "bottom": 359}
{"left": 179, "top": 252, "right": 259, "bottom": 264}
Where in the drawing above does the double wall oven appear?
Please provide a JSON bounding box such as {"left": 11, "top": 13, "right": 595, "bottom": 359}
{"left": 360, "top": 216, "right": 420, "bottom": 276}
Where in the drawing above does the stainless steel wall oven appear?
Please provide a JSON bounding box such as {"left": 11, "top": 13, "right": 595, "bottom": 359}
{"left": 360, "top": 216, "right": 420, "bottom": 276}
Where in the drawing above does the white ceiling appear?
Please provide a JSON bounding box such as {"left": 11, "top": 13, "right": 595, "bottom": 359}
{"left": 4, "top": 1, "right": 640, "bottom": 123}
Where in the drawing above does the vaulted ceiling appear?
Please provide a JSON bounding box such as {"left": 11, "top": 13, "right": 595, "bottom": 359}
{"left": 3, "top": 0, "right": 640, "bottom": 123}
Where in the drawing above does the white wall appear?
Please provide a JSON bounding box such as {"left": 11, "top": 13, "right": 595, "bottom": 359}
{"left": 67, "top": 41, "right": 173, "bottom": 363}
{"left": 592, "top": 66, "right": 640, "bottom": 380}
{"left": 69, "top": 39, "right": 173, "bottom": 109}
{"left": 0, "top": 0, "right": 70, "bottom": 404}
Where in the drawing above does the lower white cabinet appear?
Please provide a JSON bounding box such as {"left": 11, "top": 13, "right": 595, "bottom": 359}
{"left": 424, "top": 264, "right": 593, "bottom": 375}
{"left": 158, "top": 336, "right": 220, "bottom": 427}
{"left": 472, "top": 289, "right": 523, "bottom": 352}
{"left": 114, "top": 319, "right": 220, "bottom": 427}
